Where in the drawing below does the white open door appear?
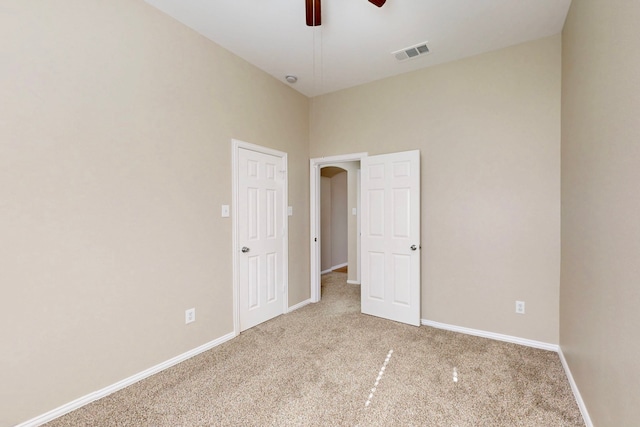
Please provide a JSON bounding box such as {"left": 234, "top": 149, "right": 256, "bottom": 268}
{"left": 361, "top": 150, "right": 420, "bottom": 326}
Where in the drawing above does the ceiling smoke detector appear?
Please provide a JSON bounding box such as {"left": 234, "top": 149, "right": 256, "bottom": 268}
{"left": 285, "top": 75, "right": 298, "bottom": 84}
{"left": 392, "top": 42, "right": 430, "bottom": 62}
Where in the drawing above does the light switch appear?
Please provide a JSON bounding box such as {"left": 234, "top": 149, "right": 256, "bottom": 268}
{"left": 288, "top": 206, "right": 293, "bottom": 216}
{"left": 352, "top": 208, "right": 357, "bottom": 215}
{"left": 221, "top": 205, "right": 230, "bottom": 217}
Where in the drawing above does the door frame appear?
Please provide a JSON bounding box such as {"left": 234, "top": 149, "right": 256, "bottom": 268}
{"left": 232, "top": 139, "right": 289, "bottom": 335}
{"left": 309, "top": 152, "right": 367, "bottom": 303}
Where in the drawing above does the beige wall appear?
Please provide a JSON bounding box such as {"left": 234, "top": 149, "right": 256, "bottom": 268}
{"left": 330, "top": 171, "right": 348, "bottom": 268}
{"left": 0, "top": 1, "right": 309, "bottom": 425}
{"left": 320, "top": 176, "right": 333, "bottom": 271}
{"left": 320, "top": 171, "right": 349, "bottom": 271}
{"left": 341, "top": 162, "right": 361, "bottom": 284}
{"left": 310, "top": 35, "right": 561, "bottom": 344}
{"left": 561, "top": 1, "right": 640, "bottom": 425}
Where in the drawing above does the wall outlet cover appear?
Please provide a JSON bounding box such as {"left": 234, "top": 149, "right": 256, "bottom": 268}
{"left": 185, "top": 308, "right": 196, "bottom": 324}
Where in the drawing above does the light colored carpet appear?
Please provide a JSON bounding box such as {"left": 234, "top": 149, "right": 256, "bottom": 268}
{"left": 46, "top": 272, "right": 584, "bottom": 426}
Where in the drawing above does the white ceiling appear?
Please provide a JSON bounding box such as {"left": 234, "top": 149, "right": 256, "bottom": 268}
{"left": 144, "top": 0, "right": 571, "bottom": 98}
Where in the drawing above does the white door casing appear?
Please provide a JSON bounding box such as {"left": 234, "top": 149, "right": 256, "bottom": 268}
{"left": 361, "top": 150, "right": 421, "bottom": 326}
{"left": 233, "top": 140, "right": 288, "bottom": 333}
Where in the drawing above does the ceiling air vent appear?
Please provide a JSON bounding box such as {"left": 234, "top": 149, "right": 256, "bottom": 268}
{"left": 393, "top": 42, "right": 430, "bottom": 62}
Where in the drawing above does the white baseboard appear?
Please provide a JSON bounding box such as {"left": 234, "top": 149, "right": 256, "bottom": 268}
{"left": 288, "top": 298, "right": 312, "bottom": 312}
{"left": 421, "top": 319, "right": 559, "bottom": 352}
{"left": 17, "top": 331, "right": 236, "bottom": 427}
{"left": 558, "top": 348, "right": 593, "bottom": 427}
{"left": 346, "top": 280, "right": 360, "bottom": 285}
{"left": 321, "top": 263, "right": 348, "bottom": 275}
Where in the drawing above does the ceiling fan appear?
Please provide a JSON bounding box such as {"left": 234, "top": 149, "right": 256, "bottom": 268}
{"left": 305, "top": 0, "right": 387, "bottom": 26}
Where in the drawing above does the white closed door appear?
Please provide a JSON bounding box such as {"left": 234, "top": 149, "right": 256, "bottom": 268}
{"left": 238, "top": 147, "right": 286, "bottom": 331}
{"left": 361, "top": 150, "right": 421, "bottom": 326}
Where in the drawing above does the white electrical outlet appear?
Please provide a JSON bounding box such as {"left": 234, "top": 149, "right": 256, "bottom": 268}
{"left": 515, "top": 301, "right": 525, "bottom": 314}
{"left": 185, "top": 308, "right": 196, "bottom": 324}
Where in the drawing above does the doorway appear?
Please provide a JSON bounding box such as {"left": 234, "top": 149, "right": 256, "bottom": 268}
{"left": 310, "top": 150, "right": 422, "bottom": 327}
{"left": 320, "top": 166, "right": 349, "bottom": 274}
{"left": 310, "top": 153, "right": 367, "bottom": 303}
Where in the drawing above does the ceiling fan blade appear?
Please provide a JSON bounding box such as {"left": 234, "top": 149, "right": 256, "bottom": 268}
{"left": 306, "top": 0, "right": 321, "bottom": 26}
{"left": 369, "top": 0, "right": 386, "bottom": 7}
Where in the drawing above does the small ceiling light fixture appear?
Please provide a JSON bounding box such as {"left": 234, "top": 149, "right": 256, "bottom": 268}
{"left": 285, "top": 75, "right": 298, "bottom": 84}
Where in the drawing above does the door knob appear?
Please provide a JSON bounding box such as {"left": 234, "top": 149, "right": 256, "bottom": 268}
{"left": 241, "top": 247, "right": 250, "bottom": 253}
{"left": 410, "top": 245, "right": 418, "bottom": 251}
